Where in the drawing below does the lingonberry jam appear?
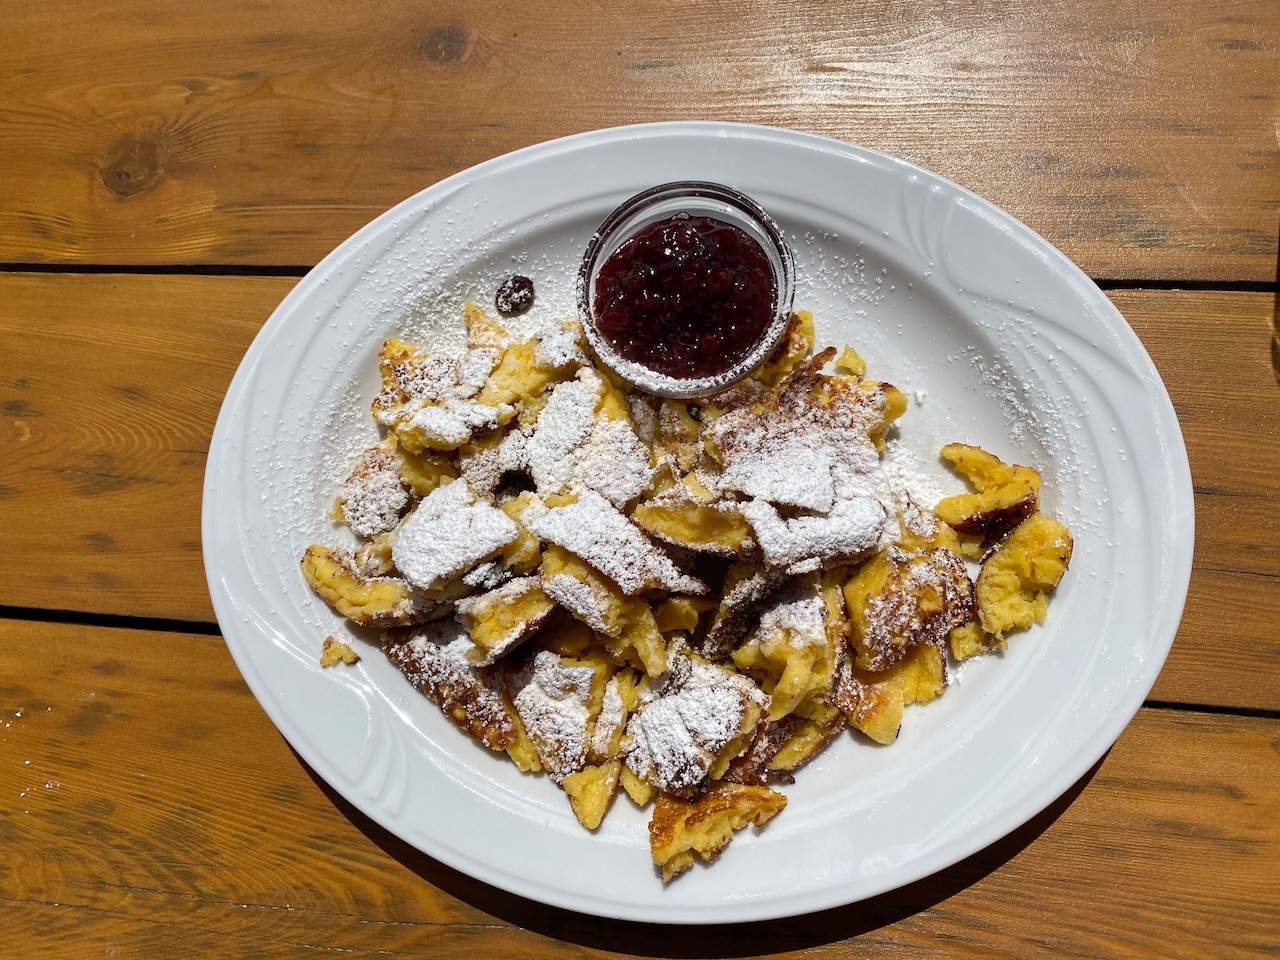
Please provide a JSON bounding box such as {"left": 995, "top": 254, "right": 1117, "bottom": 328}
{"left": 591, "top": 213, "right": 777, "bottom": 380}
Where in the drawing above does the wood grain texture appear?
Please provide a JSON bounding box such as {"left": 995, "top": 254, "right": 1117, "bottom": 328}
{"left": 0, "top": 619, "right": 1276, "bottom": 959}
{"left": 1, "top": 0, "right": 1276, "bottom": 279}
{"left": 0, "top": 273, "right": 293, "bottom": 622}
{"left": 1, "top": 276, "right": 1277, "bottom": 708}
{"left": 1117, "top": 291, "right": 1280, "bottom": 710}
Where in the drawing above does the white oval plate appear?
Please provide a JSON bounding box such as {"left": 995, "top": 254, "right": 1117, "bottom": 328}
{"left": 203, "top": 122, "right": 1194, "bottom": 924}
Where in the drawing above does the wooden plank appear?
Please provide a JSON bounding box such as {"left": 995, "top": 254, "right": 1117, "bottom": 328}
{"left": 1116, "top": 291, "right": 1280, "bottom": 709}
{"left": 1118, "top": 290, "right": 1280, "bottom": 501}
{"left": 2, "top": 276, "right": 1277, "bottom": 708}
{"left": 0, "top": 273, "right": 291, "bottom": 622}
{"left": 0, "top": 619, "right": 1276, "bottom": 958}
{"left": 1, "top": 0, "right": 1276, "bottom": 279}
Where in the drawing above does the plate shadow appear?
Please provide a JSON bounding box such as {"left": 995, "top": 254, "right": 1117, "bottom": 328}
{"left": 293, "top": 744, "right": 1105, "bottom": 957}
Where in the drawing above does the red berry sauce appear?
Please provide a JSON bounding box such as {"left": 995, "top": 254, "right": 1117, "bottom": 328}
{"left": 592, "top": 214, "right": 777, "bottom": 380}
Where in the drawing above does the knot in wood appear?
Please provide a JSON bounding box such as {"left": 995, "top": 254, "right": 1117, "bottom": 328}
{"left": 417, "top": 24, "right": 472, "bottom": 65}
{"left": 100, "top": 133, "right": 166, "bottom": 198}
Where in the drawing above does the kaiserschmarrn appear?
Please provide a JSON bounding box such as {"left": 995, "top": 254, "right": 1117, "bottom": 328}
{"left": 300, "top": 303, "right": 1073, "bottom": 882}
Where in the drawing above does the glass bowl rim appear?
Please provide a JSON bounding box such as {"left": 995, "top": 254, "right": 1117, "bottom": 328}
{"left": 576, "top": 180, "right": 796, "bottom": 399}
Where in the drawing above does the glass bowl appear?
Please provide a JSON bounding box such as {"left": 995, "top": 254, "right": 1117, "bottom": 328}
{"left": 577, "top": 181, "right": 795, "bottom": 399}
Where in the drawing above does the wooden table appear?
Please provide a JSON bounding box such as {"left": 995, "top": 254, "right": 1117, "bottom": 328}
{"left": 2, "top": 2, "right": 1277, "bottom": 956}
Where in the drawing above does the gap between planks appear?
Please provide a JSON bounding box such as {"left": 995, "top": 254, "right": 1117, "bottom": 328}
{"left": 0, "top": 608, "right": 1274, "bottom": 723}
{"left": 0, "top": 264, "right": 1276, "bottom": 293}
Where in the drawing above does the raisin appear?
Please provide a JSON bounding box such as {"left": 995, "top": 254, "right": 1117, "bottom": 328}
{"left": 495, "top": 275, "right": 535, "bottom": 317}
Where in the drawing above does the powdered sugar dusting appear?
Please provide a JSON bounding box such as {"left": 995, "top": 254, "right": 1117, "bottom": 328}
{"left": 534, "top": 319, "right": 590, "bottom": 369}
{"left": 835, "top": 439, "right": 949, "bottom": 549}
{"left": 721, "top": 442, "right": 836, "bottom": 513}
{"left": 526, "top": 372, "right": 601, "bottom": 495}
{"left": 408, "top": 401, "right": 504, "bottom": 448}
{"left": 953, "top": 341, "right": 1083, "bottom": 532}
{"left": 526, "top": 489, "right": 705, "bottom": 596}
{"left": 624, "top": 642, "right": 769, "bottom": 796}
{"left": 878, "top": 441, "right": 946, "bottom": 511}
{"left": 544, "top": 572, "right": 613, "bottom": 634}
{"left": 578, "top": 416, "right": 653, "bottom": 508}
{"left": 705, "top": 360, "right": 887, "bottom": 511}
{"left": 392, "top": 479, "right": 518, "bottom": 590}
{"left": 627, "top": 394, "right": 660, "bottom": 444}
{"left": 857, "top": 547, "right": 973, "bottom": 671}
{"left": 461, "top": 428, "right": 529, "bottom": 500}
{"left": 590, "top": 675, "right": 627, "bottom": 758}
{"left": 742, "top": 496, "right": 886, "bottom": 568}
{"left": 753, "top": 575, "right": 827, "bottom": 650}
{"left": 339, "top": 443, "right": 410, "bottom": 538}
{"left": 383, "top": 620, "right": 516, "bottom": 750}
{"left": 374, "top": 342, "right": 512, "bottom": 448}
{"left": 404, "top": 621, "right": 475, "bottom": 671}
{"left": 457, "top": 347, "right": 500, "bottom": 396}
{"left": 520, "top": 369, "right": 653, "bottom": 508}
{"left": 508, "top": 650, "right": 597, "bottom": 784}
{"left": 462, "top": 560, "right": 510, "bottom": 591}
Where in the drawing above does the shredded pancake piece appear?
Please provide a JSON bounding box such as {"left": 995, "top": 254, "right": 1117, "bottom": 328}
{"left": 648, "top": 783, "right": 787, "bottom": 883}
{"left": 384, "top": 621, "right": 517, "bottom": 750}
{"left": 631, "top": 478, "right": 757, "bottom": 559}
{"left": 391, "top": 479, "right": 519, "bottom": 592}
{"left": 525, "top": 372, "right": 601, "bottom": 495}
{"left": 525, "top": 370, "right": 653, "bottom": 507}
{"left": 525, "top": 490, "right": 706, "bottom": 596}
{"left": 845, "top": 546, "right": 974, "bottom": 672}
{"left": 702, "top": 350, "right": 891, "bottom": 511}
{"left": 936, "top": 443, "right": 1042, "bottom": 545}
{"left": 373, "top": 340, "right": 512, "bottom": 451}
{"left": 533, "top": 319, "right": 589, "bottom": 370}
{"left": 461, "top": 559, "right": 511, "bottom": 592}
{"left": 752, "top": 575, "right": 828, "bottom": 652}
{"left": 300, "top": 544, "right": 437, "bottom": 627}
{"left": 974, "top": 513, "right": 1073, "bottom": 639}
{"left": 734, "top": 572, "right": 833, "bottom": 720}
{"left": 624, "top": 642, "right": 769, "bottom": 799}
{"left": 589, "top": 673, "right": 633, "bottom": 760}
{"left": 459, "top": 428, "right": 529, "bottom": 500}
{"left": 719, "top": 715, "right": 809, "bottom": 785}
{"left": 544, "top": 571, "right": 621, "bottom": 635}
{"left": 741, "top": 495, "right": 886, "bottom": 569}
{"left": 505, "top": 649, "right": 602, "bottom": 784}
{"left": 455, "top": 575, "right": 557, "bottom": 666}
{"left": 320, "top": 636, "right": 361, "bottom": 668}
{"left": 700, "top": 562, "right": 791, "bottom": 660}
{"left": 337, "top": 440, "right": 411, "bottom": 538}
